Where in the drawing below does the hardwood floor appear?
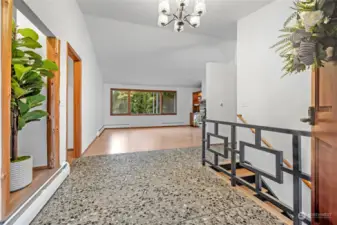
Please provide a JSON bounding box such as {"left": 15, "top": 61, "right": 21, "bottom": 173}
{"left": 84, "top": 126, "right": 202, "bottom": 157}
{"left": 8, "top": 168, "right": 58, "bottom": 217}
{"left": 67, "top": 149, "right": 75, "bottom": 164}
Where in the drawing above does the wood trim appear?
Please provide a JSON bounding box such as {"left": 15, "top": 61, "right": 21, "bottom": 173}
{"left": 110, "top": 88, "right": 177, "bottom": 116}
{"left": 33, "top": 166, "right": 49, "bottom": 171}
{"left": 1, "top": 0, "right": 13, "bottom": 220}
{"left": 46, "top": 38, "right": 60, "bottom": 169}
{"left": 237, "top": 114, "right": 312, "bottom": 189}
{"left": 73, "top": 61, "right": 82, "bottom": 158}
{"left": 311, "top": 67, "right": 319, "bottom": 222}
{"left": 110, "top": 88, "right": 176, "bottom": 92}
{"left": 110, "top": 89, "right": 113, "bottom": 116}
{"left": 67, "top": 42, "right": 81, "bottom": 61}
{"left": 67, "top": 43, "right": 82, "bottom": 159}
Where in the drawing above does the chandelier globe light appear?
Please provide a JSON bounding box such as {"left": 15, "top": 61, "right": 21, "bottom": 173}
{"left": 158, "top": 0, "right": 206, "bottom": 32}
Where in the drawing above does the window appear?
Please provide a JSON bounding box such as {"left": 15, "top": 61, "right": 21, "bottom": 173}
{"left": 110, "top": 89, "right": 177, "bottom": 116}
{"left": 111, "top": 90, "right": 129, "bottom": 115}
{"left": 162, "top": 91, "right": 177, "bottom": 114}
{"left": 130, "top": 91, "right": 161, "bottom": 115}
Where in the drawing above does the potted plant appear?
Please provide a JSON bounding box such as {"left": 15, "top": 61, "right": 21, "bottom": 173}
{"left": 271, "top": 0, "right": 337, "bottom": 77}
{"left": 10, "top": 21, "right": 58, "bottom": 192}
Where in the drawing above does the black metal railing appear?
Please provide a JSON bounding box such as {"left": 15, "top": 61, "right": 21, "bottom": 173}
{"left": 202, "top": 119, "right": 311, "bottom": 225}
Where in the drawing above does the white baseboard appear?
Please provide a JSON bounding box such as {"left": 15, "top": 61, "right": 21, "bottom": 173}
{"left": 4, "top": 162, "right": 70, "bottom": 225}
{"left": 103, "top": 123, "right": 188, "bottom": 129}
{"left": 96, "top": 125, "right": 105, "bottom": 137}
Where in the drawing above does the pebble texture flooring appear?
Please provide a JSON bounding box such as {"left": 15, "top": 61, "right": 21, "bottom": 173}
{"left": 31, "top": 147, "right": 284, "bottom": 225}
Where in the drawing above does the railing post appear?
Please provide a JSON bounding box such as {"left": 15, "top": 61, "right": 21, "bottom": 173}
{"left": 224, "top": 138, "right": 229, "bottom": 159}
{"left": 292, "top": 135, "right": 302, "bottom": 225}
{"left": 214, "top": 123, "right": 219, "bottom": 135}
{"left": 202, "top": 120, "right": 206, "bottom": 166}
{"left": 255, "top": 129, "right": 261, "bottom": 147}
{"left": 214, "top": 154, "right": 219, "bottom": 166}
{"left": 231, "top": 125, "right": 236, "bottom": 186}
{"left": 255, "top": 174, "right": 262, "bottom": 193}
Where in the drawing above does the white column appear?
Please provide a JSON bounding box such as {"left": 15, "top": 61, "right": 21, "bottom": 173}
{"left": 206, "top": 62, "right": 237, "bottom": 143}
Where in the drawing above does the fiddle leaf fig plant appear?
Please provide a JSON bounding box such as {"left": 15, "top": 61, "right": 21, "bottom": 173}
{"left": 11, "top": 21, "right": 58, "bottom": 161}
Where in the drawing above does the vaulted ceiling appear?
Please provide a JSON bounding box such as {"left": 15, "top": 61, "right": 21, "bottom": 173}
{"left": 77, "top": 0, "right": 273, "bottom": 87}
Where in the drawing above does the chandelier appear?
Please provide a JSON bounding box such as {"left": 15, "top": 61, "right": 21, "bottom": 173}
{"left": 157, "top": 0, "right": 206, "bottom": 32}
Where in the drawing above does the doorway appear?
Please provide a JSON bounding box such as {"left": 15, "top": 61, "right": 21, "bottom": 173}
{"left": 1, "top": 0, "right": 61, "bottom": 219}
{"left": 66, "top": 43, "right": 82, "bottom": 164}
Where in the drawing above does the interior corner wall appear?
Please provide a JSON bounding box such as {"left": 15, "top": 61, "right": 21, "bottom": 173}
{"left": 96, "top": 62, "right": 104, "bottom": 133}
{"left": 201, "top": 76, "right": 206, "bottom": 100}
{"left": 103, "top": 84, "right": 200, "bottom": 128}
{"left": 237, "top": 0, "right": 311, "bottom": 214}
{"left": 24, "top": 0, "right": 104, "bottom": 163}
{"left": 205, "top": 62, "right": 237, "bottom": 144}
{"left": 16, "top": 10, "right": 48, "bottom": 167}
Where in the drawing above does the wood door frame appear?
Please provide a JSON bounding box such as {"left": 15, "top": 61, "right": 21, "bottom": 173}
{"left": 1, "top": 1, "right": 60, "bottom": 219}
{"left": 46, "top": 38, "right": 60, "bottom": 169}
{"left": 1, "top": 0, "right": 13, "bottom": 219}
{"left": 311, "top": 68, "right": 318, "bottom": 224}
{"left": 66, "top": 43, "right": 82, "bottom": 159}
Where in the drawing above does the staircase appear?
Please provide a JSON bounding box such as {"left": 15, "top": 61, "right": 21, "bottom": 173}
{"left": 211, "top": 159, "right": 292, "bottom": 223}
{"left": 237, "top": 114, "right": 312, "bottom": 189}
{"left": 202, "top": 116, "right": 312, "bottom": 225}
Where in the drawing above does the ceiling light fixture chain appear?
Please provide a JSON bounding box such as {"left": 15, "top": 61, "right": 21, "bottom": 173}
{"left": 158, "top": 0, "right": 206, "bottom": 32}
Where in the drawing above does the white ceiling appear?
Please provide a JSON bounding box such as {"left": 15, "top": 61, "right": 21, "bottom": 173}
{"left": 77, "top": 0, "right": 273, "bottom": 87}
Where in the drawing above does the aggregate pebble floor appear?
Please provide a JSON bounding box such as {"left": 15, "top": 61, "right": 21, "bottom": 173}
{"left": 31, "top": 147, "right": 284, "bottom": 225}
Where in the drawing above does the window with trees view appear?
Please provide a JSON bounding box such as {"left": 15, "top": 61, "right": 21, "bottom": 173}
{"left": 110, "top": 89, "right": 177, "bottom": 116}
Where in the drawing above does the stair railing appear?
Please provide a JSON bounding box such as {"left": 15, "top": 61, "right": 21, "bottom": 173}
{"left": 202, "top": 118, "right": 311, "bottom": 225}
{"left": 237, "top": 114, "right": 312, "bottom": 189}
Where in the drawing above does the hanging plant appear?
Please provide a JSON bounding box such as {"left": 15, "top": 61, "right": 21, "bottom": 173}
{"left": 271, "top": 0, "right": 337, "bottom": 77}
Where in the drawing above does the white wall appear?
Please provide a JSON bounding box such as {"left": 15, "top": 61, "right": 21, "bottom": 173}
{"left": 201, "top": 77, "right": 206, "bottom": 100}
{"left": 17, "top": 10, "right": 47, "bottom": 167}
{"left": 206, "top": 62, "right": 237, "bottom": 143}
{"left": 24, "top": 0, "right": 104, "bottom": 163}
{"left": 237, "top": 0, "right": 311, "bottom": 215}
{"left": 104, "top": 84, "right": 200, "bottom": 128}
{"left": 67, "top": 57, "right": 74, "bottom": 149}
{"left": 202, "top": 40, "right": 237, "bottom": 101}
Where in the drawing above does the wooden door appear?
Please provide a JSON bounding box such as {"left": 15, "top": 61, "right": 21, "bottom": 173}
{"left": 311, "top": 61, "right": 337, "bottom": 225}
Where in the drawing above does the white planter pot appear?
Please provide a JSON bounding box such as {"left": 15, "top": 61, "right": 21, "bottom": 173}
{"left": 10, "top": 156, "right": 33, "bottom": 192}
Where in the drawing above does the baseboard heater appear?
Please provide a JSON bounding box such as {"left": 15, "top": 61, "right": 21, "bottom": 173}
{"left": 104, "top": 123, "right": 186, "bottom": 128}
{"left": 96, "top": 125, "right": 106, "bottom": 137}
{"left": 104, "top": 124, "right": 130, "bottom": 129}
{"left": 161, "top": 122, "right": 184, "bottom": 125}
{"left": 3, "top": 162, "right": 70, "bottom": 225}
